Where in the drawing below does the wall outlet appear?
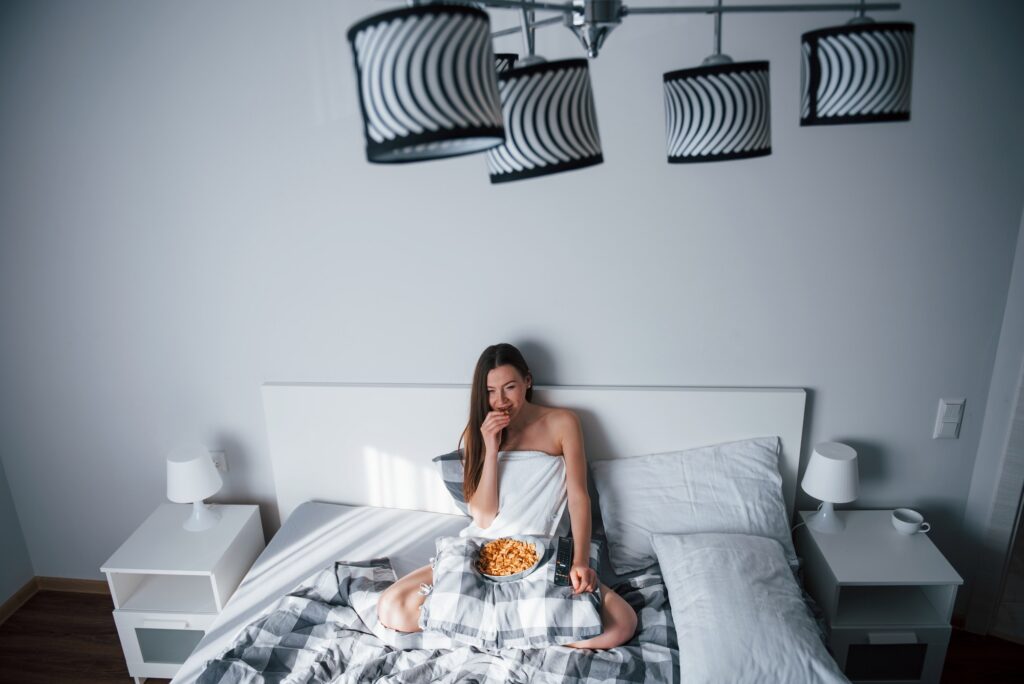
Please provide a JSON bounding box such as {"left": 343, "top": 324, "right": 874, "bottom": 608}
{"left": 210, "top": 450, "right": 228, "bottom": 473}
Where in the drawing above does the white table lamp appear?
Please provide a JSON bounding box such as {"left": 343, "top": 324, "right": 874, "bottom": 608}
{"left": 801, "top": 442, "right": 859, "bottom": 534}
{"left": 167, "top": 444, "right": 223, "bottom": 531}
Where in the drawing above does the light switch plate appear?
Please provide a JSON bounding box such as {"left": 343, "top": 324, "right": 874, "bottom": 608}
{"left": 933, "top": 398, "right": 965, "bottom": 439}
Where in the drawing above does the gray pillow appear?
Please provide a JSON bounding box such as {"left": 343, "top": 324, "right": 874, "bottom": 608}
{"left": 590, "top": 436, "right": 794, "bottom": 575}
{"left": 432, "top": 450, "right": 469, "bottom": 516}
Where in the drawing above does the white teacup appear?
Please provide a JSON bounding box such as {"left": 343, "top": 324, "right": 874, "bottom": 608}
{"left": 892, "top": 508, "right": 931, "bottom": 535}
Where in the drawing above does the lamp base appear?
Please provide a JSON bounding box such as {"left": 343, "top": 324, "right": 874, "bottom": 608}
{"left": 183, "top": 501, "right": 221, "bottom": 532}
{"left": 807, "top": 501, "right": 845, "bottom": 534}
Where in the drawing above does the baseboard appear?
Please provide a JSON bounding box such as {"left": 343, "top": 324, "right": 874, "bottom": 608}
{"left": 35, "top": 577, "right": 110, "bottom": 595}
{"left": 989, "top": 628, "right": 1024, "bottom": 646}
{"left": 0, "top": 578, "right": 39, "bottom": 626}
{"left": 0, "top": 576, "right": 112, "bottom": 625}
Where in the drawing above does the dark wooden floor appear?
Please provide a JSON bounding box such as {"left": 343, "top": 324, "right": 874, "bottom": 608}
{"left": 1, "top": 590, "right": 1022, "bottom": 683}
{"left": 0, "top": 592, "right": 170, "bottom": 684}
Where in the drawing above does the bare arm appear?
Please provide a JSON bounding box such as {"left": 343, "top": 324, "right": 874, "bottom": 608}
{"left": 558, "top": 411, "right": 594, "bottom": 588}
{"left": 468, "top": 450, "right": 499, "bottom": 528}
{"left": 466, "top": 412, "right": 509, "bottom": 529}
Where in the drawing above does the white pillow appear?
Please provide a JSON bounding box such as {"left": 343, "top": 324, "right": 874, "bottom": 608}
{"left": 590, "top": 436, "right": 794, "bottom": 574}
{"left": 652, "top": 533, "right": 847, "bottom": 684}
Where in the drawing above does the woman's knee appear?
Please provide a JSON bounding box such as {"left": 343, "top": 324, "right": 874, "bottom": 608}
{"left": 376, "top": 588, "right": 400, "bottom": 629}
{"left": 598, "top": 608, "right": 637, "bottom": 648}
{"left": 565, "top": 588, "right": 637, "bottom": 649}
{"left": 378, "top": 586, "right": 410, "bottom": 629}
{"left": 377, "top": 584, "right": 424, "bottom": 632}
{"left": 615, "top": 603, "right": 638, "bottom": 644}
{"left": 604, "top": 587, "right": 638, "bottom": 647}
{"left": 378, "top": 564, "right": 432, "bottom": 632}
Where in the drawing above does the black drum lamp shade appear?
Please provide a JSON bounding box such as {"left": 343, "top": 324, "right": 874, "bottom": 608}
{"left": 663, "top": 61, "right": 771, "bottom": 163}
{"left": 347, "top": 5, "right": 505, "bottom": 163}
{"left": 801, "top": 22, "right": 914, "bottom": 125}
{"left": 495, "top": 53, "right": 518, "bottom": 74}
{"left": 487, "top": 59, "right": 603, "bottom": 184}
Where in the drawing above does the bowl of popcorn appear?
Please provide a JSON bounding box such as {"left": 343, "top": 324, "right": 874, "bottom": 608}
{"left": 476, "top": 536, "right": 547, "bottom": 582}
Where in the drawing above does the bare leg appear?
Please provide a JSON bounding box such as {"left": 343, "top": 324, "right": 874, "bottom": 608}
{"left": 376, "top": 563, "right": 433, "bottom": 633}
{"left": 566, "top": 583, "right": 638, "bottom": 649}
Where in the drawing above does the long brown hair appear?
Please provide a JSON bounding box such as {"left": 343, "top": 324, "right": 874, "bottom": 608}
{"left": 461, "top": 343, "right": 533, "bottom": 502}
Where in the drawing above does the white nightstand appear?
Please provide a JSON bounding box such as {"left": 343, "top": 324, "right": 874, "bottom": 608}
{"left": 101, "top": 503, "right": 265, "bottom": 683}
{"left": 793, "top": 510, "right": 963, "bottom": 684}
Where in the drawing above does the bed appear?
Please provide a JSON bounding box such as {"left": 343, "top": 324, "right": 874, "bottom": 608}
{"left": 171, "top": 383, "right": 847, "bottom": 684}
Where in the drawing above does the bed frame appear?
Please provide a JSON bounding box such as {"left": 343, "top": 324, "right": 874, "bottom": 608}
{"left": 262, "top": 383, "right": 807, "bottom": 525}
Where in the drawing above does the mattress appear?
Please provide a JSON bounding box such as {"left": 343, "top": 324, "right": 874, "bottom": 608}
{"left": 171, "top": 501, "right": 468, "bottom": 684}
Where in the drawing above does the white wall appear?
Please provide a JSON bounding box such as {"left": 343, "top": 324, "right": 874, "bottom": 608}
{"left": 0, "top": 0, "right": 1022, "bottom": 613}
{"left": 964, "top": 206, "right": 1024, "bottom": 628}
{"left": 0, "top": 458, "right": 33, "bottom": 602}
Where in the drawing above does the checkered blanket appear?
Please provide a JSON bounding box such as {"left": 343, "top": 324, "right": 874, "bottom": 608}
{"left": 198, "top": 558, "right": 678, "bottom": 684}
{"left": 419, "top": 536, "right": 603, "bottom": 649}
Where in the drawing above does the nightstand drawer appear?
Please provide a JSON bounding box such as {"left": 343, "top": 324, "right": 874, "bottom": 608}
{"left": 113, "top": 609, "right": 216, "bottom": 678}
{"left": 830, "top": 625, "right": 951, "bottom": 684}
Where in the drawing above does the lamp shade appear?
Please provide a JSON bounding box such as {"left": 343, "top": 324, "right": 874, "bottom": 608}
{"left": 347, "top": 4, "right": 505, "bottom": 163}
{"left": 800, "top": 22, "right": 914, "bottom": 125}
{"left": 487, "top": 58, "right": 603, "bottom": 184}
{"left": 167, "top": 445, "right": 222, "bottom": 504}
{"left": 495, "top": 53, "right": 518, "bottom": 74}
{"left": 801, "top": 442, "right": 859, "bottom": 504}
{"left": 664, "top": 60, "right": 771, "bottom": 163}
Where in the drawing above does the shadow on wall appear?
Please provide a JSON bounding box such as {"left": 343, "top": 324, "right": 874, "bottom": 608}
{"left": 209, "top": 431, "right": 281, "bottom": 540}
{"left": 793, "top": 388, "right": 818, "bottom": 514}
{"left": 830, "top": 436, "right": 889, "bottom": 502}
{"left": 804, "top": 436, "right": 892, "bottom": 526}
{"left": 514, "top": 339, "right": 559, "bottom": 386}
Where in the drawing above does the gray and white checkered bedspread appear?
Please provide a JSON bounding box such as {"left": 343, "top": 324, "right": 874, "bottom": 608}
{"left": 419, "top": 536, "right": 603, "bottom": 649}
{"left": 198, "top": 558, "right": 678, "bottom": 684}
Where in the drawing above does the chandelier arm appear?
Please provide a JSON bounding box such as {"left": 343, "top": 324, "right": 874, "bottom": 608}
{"left": 713, "top": 0, "right": 722, "bottom": 55}
{"left": 622, "top": 3, "right": 900, "bottom": 16}
{"left": 520, "top": 4, "right": 536, "bottom": 57}
{"left": 475, "top": 0, "right": 575, "bottom": 13}
{"left": 492, "top": 15, "right": 562, "bottom": 38}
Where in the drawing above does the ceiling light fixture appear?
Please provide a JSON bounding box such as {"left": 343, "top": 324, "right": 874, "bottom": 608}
{"left": 347, "top": 1, "right": 907, "bottom": 178}
{"left": 487, "top": 7, "right": 603, "bottom": 183}
{"left": 495, "top": 53, "right": 519, "bottom": 73}
{"left": 347, "top": 4, "right": 505, "bottom": 163}
{"left": 801, "top": 1, "right": 914, "bottom": 125}
{"left": 663, "top": 0, "right": 771, "bottom": 163}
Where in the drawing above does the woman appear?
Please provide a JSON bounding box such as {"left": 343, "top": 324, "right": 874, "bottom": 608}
{"left": 377, "top": 343, "right": 637, "bottom": 649}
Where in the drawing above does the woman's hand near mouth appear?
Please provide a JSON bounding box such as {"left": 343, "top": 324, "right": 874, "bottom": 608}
{"left": 481, "top": 409, "right": 511, "bottom": 455}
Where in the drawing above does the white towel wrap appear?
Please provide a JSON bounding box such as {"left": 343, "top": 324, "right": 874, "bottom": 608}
{"left": 460, "top": 450, "right": 569, "bottom": 540}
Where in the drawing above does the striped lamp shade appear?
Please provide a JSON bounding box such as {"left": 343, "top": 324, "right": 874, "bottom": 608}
{"left": 801, "top": 22, "right": 914, "bottom": 125}
{"left": 495, "top": 53, "right": 518, "bottom": 74}
{"left": 487, "top": 59, "right": 603, "bottom": 184}
{"left": 663, "top": 61, "right": 771, "bottom": 163}
{"left": 347, "top": 5, "right": 505, "bottom": 163}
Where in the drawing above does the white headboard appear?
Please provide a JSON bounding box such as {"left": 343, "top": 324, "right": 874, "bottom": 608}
{"left": 262, "top": 383, "right": 807, "bottom": 525}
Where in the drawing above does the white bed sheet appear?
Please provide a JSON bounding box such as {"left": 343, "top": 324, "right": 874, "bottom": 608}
{"left": 171, "top": 501, "right": 468, "bottom": 684}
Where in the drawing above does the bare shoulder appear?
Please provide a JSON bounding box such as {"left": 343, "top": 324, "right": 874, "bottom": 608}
{"left": 540, "top": 406, "right": 580, "bottom": 435}
{"left": 548, "top": 406, "right": 579, "bottom": 424}
{"left": 541, "top": 408, "right": 583, "bottom": 459}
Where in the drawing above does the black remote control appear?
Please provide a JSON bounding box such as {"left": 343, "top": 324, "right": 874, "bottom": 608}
{"left": 553, "top": 536, "right": 573, "bottom": 586}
